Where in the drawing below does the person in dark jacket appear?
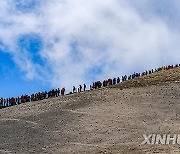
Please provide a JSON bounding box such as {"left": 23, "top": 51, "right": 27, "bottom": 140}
{"left": 83, "top": 84, "right": 86, "bottom": 91}
{"left": 0, "top": 98, "right": 3, "bottom": 109}
{"left": 117, "top": 77, "right": 120, "bottom": 83}
{"left": 73, "top": 86, "right": 76, "bottom": 93}
{"left": 79, "top": 85, "right": 82, "bottom": 92}
{"left": 113, "top": 78, "right": 116, "bottom": 84}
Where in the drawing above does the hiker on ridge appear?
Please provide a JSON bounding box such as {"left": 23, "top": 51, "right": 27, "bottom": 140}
{"left": 79, "top": 85, "right": 82, "bottom": 92}
{"left": 83, "top": 84, "right": 86, "bottom": 91}
{"left": 61, "top": 87, "right": 65, "bottom": 95}
{"left": 117, "top": 77, "right": 120, "bottom": 83}
{"left": 113, "top": 78, "right": 116, "bottom": 84}
{"left": 73, "top": 86, "right": 76, "bottom": 93}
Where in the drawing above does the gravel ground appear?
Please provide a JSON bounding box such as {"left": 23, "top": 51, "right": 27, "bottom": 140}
{"left": 0, "top": 67, "right": 180, "bottom": 154}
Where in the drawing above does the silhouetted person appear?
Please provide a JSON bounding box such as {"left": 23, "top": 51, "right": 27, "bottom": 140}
{"left": 57, "top": 88, "right": 60, "bottom": 96}
{"left": 113, "top": 78, "right": 116, "bottom": 84}
{"left": 103, "top": 80, "right": 108, "bottom": 87}
{"left": 83, "top": 84, "right": 86, "bottom": 91}
{"left": 55, "top": 89, "right": 58, "bottom": 97}
{"left": 79, "top": 85, "right": 82, "bottom": 92}
{"left": 108, "top": 79, "right": 112, "bottom": 85}
{"left": 117, "top": 77, "right": 120, "bottom": 83}
{"left": 73, "top": 86, "right": 76, "bottom": 93}
{"left": 3, "top": 99, "right": 6, "bottom": 108}
{"left": 0, "top": 98, "right": 2, "bottom": 109}
{"left": 6, "top": 98, "right": 9, "bottom": 107}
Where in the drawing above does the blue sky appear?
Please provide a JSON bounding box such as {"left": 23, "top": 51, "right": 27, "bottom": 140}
{"left": 0, "top": 47, "right": 49, "bottom": 97}
{"left": 0, "top": 0, "right": 180, "bottom": 98}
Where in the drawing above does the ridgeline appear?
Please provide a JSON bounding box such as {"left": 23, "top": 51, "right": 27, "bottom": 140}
{"left": 0, "top": 67, "right": 180, "bottom": 154}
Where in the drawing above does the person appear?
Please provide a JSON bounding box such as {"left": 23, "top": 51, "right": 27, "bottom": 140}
{"left": 17, "top": 97, "right": 20, "bottom": 104}
{"left": 55, "top": 89, "right": 58, "bottom": 97}
{"left": 26, "top": 95, "right": 31, "bottom": 102}
{"left": 48, "top": 91, "right": 51, "bottom": 98}
{"left": 11, "top": 97, "right": 16, "bottom": 106}
{"left": 57, "top": 88, "right": 60, "bottom": 96}
{"left": 21, "top": 95, "right": 24, "bottom": 103}
{"left": 6, "top": 98, "right": 9, "bottom": 107}
{"left": 125, "top": 75, "right": 127, "bottom": 81}
{"left": 0, "top": 98, "right": 3, "bottom": 109}
{"left": 113, "top": 78, "right": 116, "bottom": 84}
{"left": 122, "top": 76, "right": 125, "bottom": 82}
{"left": 73, "top": 86, "right": 76, "bottom": 93}
{"left": 94, "top": 82, "right": 97, "bottom": 89}
{"left": 128, "top": 75, "right": 131, "bottom": 80}
{"left": 132, "top": 73, "right": 135, "bottom": 79}
{"left": 52, "top": 89, "right": 55, "bottom": 97}
{"left": 61, "top": 87, "right": 65, "bottom": 95}
{"left": 3, "top": 99, "right": 6, "bottom": 108}
{"left": 117, "top": 77, "right": 120, "bottom": 83}
{"left": 37, "top": 92, "right": 41, "bottom": 100}
{"left": 97, "top": 81, "right": 102, "bottom": 88}
{"left": 92, "top": 82, "right": 95, "bottom": 89}
{"left": 94, "top": 82, "right": 97, "bottom": 88}
{"left": 103, "top": 80, "right": 108, "bottom": 87}
{"left": 79, "top": 85, "right": 82, "bottom": 92}
{"left": 108, "top": 79, "right": 112, "bottom": 85}
{"left": 83, "top": 84, "right": 86, "bottom": 91}
{"left": 31, "top": 94, "right": 34, "bottom": 101}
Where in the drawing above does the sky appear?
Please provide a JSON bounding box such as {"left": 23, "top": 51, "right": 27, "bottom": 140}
{"left": 0, "top": 0, "right": 180, "bottom": 98}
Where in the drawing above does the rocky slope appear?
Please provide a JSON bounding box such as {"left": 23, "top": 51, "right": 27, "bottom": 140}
{"left": 0, "top": 67, "right": 180, "bottom": 154}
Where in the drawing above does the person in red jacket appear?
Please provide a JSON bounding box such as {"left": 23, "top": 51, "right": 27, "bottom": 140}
{"left": 108, "top": 78, "right": 112, "bottom": 85}
{"left": 11, "top": 97, "right": 16, "bottom": 106}
{"left": 61, "top": 87, "right": 65, "bottom": 95}
{"left": 103, "top": 80, "right": 107, "bottom": 87}
{"left": 21, "top": 95, "right": 24, "bottom": 103}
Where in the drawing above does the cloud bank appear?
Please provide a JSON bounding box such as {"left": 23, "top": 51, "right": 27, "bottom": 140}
{"left": 0, "top": 0, "right": 180, "bottom": 90}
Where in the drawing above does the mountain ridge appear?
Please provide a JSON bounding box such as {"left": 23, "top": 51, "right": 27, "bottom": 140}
{"left": 0, "top": 67, "right": 180, "bottom": 154}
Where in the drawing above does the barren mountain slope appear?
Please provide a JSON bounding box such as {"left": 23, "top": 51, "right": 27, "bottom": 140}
{"left": 0, "top": 67, "right": 180, "bottom": 154}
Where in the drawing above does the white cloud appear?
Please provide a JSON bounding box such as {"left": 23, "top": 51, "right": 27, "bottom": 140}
{"left": 0, "top": 0, "right": 180, "bottom": 90}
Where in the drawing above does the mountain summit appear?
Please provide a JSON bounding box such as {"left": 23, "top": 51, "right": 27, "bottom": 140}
{"left": 0, "top": 67, "right": 180, "bottom": 154}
